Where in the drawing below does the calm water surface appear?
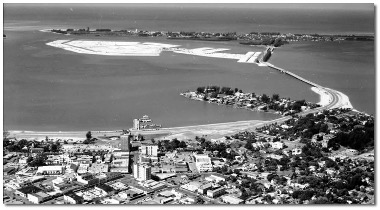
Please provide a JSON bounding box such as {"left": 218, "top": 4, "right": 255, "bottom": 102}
{"left": 3, "top": 4, "right": 375, "bottom": 131}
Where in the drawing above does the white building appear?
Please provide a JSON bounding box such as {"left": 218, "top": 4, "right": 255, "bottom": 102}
{"left": 221, "top": 195, "right": 244, "bottom": 204}
{"left": 292, "top": 148, "right": 302, "bottom": 155}
{"left": 133, "top": 164, "right": 151, "bottom": 181}
{"left": 28, "top": 192, "right": 50, "bottom": 204}
{"left": 194, "top": 154, "right": 213, "bottom": 172}
{"left": 36, "top": 166, "right": 65, "bottom": 176}
{"left": 205, "top": 174, "right": 226, "bottom": 183}
{"left": 140, "top": 144, "right": 158, "bottom": 157}
{"left": 270, "top": 142, "right": 284, "bottom": 150}
{"left": 18, "top": 157, "right": 28, "bottom": 165}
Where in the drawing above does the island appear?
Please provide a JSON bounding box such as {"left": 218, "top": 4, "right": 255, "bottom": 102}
{"left": 44, "top": 28, "right": 374, "bottom": 46}
{"left": 181, "top": 86, "right": 320, "bottom": 116}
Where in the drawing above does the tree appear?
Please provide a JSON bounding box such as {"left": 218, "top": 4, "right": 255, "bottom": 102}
{"left": 27, "top": 156, "right": 33, "bottom": 163}
{"left": 179, "top": 141, "right": 187, "bottom": 148}
{"left": 171, "top": 138, "right": 181, "bottom": 149}
{"left": 86, "top": 131, "right": 92, "bottom": 140}
{"left": 261, "top": 94, "right": 270, "bottom": 103}
{"left": 272, "top": 94, "right": 280, "bottom": 101}
{"left": 18, "top": 139, "right": 29, "bottom": 148}
{"left": 196, "top": 87, "right": 205, "bottom": 94}
{"left": 245, "top": 141, "right": 253, "bottom": 150}
{"left": 195, "top": 196, "right": 205, "bottom": 204}
{"left": 240, "top": 188, "right": 251, "bottom": 200}
{"left": 210, "top": 92, "right": 218, "bottom": 98}
{"left": 29, "top": 154, "right": 47, "bottom": 167}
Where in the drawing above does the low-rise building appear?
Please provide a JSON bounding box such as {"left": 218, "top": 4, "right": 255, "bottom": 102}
{"left": 15, "top": 186, "right": 42, "bottom": 198}
{"left": 181, "top": 181, "right": 202, "bottom": 192}
{"left": 205, "top": 174, "right": 226, "bottom": 183}
{"left": 77, "top": 164, "right": 90, "bottom": 174}
{"left": 76, "top": 173, "right": 99, "bottom": 185}
{"left": 197, "top": 182, "right": 213, "bottom": 195}
{"left": 36, "top": 165, "right": 65, "bottom": 176}
{"left": 27, "top": 192, "right": 50, "bottom": 204}
{"left": 194, "top": 154, "right": 213, "bottom": 172}
{"left": 95, "top": 184, "right": 115, "bottom": 195}
{"left": 64, "top": 193, "right": 84, "bottom": 204}
{"left": 88, "top": 163, "right": 109, "bottom": 174}
{"left": 207, "top": 187, "right": 225, "bottom": 198}
{"left": 221, "top": 195, "right": 244, "bottom": 204}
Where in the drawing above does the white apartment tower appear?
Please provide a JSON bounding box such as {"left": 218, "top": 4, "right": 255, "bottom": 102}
{"left": 133, "top": 164, "right": 151, "bottom": 181}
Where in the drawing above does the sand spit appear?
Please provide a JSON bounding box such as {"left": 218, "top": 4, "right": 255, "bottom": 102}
{"left": 46, "top": 40, "right": 262, "bottom": 64}
{"left": 46, "top": 40, "right": 180, "bottom": 56}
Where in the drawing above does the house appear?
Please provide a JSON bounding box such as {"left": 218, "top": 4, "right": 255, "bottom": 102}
{"left": 270, "top": 142, "right": 284, "bottom": 150}
{"left": 292, "top": 148, "right": 302, "bottom": 155}
{"left": 18, "top": 157, "right": 29, "bottom": 164}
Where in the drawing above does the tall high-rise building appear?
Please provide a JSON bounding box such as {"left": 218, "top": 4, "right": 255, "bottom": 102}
{"left": 133, "top": 164, "right": 151, "bottom": 181}
{"left": 133, "top": 119, "right": 140, "bottom": 130}
{"left": 120, "top": 135, "right": 130, "bottom": 151}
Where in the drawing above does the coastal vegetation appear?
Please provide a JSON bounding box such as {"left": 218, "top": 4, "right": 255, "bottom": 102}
{"left": 239, "top": 37, "right": 288, "bottom": 47}
{"left": 255, "top": 108, "right": 375, "bottom": 152}
{"left": 47, "top": 28, "right": 373, "bottom": 44}
{"left": 4, "top": 138, "right": 62, "bottom": 153}
{"left": 181, "top": 86, "right": 320, "bottom": 116}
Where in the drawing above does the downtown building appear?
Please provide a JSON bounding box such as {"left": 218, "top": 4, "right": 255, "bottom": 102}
{"left": 139, "top": 144, "right": 159, "bottom": 163}
{"left": 133, "top": 164, "right": 152, "bottom": 181}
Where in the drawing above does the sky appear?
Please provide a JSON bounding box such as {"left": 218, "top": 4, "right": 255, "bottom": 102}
{"left": 4, "top": 3, "right": 374, "bottom": 11}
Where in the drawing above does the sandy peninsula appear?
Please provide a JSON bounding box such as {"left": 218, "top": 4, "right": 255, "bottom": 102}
{"left": 46, "top": 39, "right": 263, "bottom": 64}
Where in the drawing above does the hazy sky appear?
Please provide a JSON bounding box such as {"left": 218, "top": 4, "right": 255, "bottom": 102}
{"left": 5, "top": 3, "right": 374, "bottom": 11}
